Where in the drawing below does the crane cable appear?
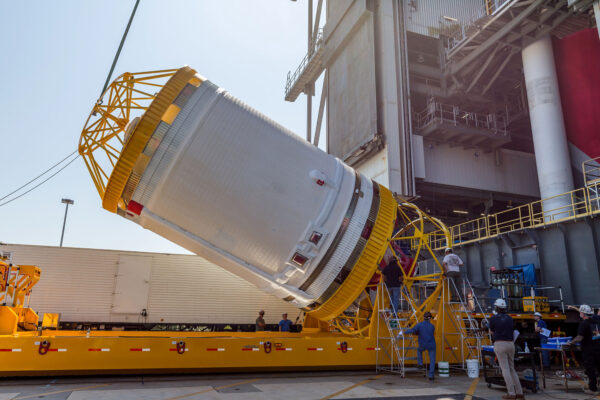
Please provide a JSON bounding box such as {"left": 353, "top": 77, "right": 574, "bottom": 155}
{"left": 0, "top": 0, "right": 141, "bottom": 207}
{"left": 101, "top": 0, "right": 140, "bottom": 97}
{"left": 0, "top": 152, "right": 80, "bottom": 208}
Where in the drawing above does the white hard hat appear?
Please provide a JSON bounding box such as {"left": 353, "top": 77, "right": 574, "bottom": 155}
{"left": 579, "top": 304, "right": 594, "bottom": 315}
{"left": 445, "top": 247, "right": 452, "bottom": 252}
{"left": 533, "top": 312, "right": 542, "bottom": 317}
{"left": 494, "top": 298, "right": 507, "bottom": 308}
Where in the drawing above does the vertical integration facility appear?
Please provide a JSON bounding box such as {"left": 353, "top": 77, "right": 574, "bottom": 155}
{"left": 285, "top": 0, "right": 600, "bottom": 304}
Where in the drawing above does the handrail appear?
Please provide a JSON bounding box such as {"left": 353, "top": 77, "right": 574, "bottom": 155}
{"left": 427, "top": 172, "right": 600, "bottom": 251}
{"left": 284, "top": 29, "right": 324, "bottom": 98}
{"left": 443, "top": 0, "right": 514, "bottom": 55}
{"left": 413, "top": 101, "right": 509, "bottom": 136}
{"left": 583, "top": 156, "right": 600, "bottom": 186}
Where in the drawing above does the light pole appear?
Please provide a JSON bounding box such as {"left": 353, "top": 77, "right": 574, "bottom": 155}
{"left": 60, "top": 198, "right": 74, "bottom": 247}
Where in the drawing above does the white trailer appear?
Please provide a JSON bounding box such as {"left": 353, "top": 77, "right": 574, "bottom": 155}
{"left": 1, "top": 243, "right": 300, "bottom": 329}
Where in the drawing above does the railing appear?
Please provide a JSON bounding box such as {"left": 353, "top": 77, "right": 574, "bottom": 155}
{"left": 428, "top": 179, "right": 600, "bottom": 251}
{"left": 413, "top": 101, "right": 509, "bottom": 136}
{"left": 583, "top": 156, "right": 600, "bottom": 186}
{"left": 284, "top": 29, "right": 323, "bottom": 99}
{"left": 442, "top": 0, "right": 514, "bottom": 55}
{"left": 485, "top": 0, "right": 514, "bottom": 16}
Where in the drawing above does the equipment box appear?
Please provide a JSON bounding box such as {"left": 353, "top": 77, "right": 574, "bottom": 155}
{"left": 523, "top": 296, "right": 549, "bottom": 312}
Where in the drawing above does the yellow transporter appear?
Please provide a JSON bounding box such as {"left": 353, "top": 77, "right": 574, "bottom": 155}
{"left": 0, "top": 67, "right": 484, "bottom": 376}
{"left": 0, "top": 254, "right": 41, "bottom": 336}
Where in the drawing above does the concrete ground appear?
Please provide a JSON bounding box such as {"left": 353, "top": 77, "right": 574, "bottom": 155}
{"left": 0, "top": 370, "right": 598, "bottom": 400}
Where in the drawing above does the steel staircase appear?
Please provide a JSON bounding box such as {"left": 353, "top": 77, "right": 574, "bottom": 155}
{"left": 446, "top": 276, "right": 492, "bottom": 368}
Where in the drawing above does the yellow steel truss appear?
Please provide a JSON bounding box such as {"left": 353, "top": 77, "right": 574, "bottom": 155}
{"left": 78, "top": 69, "right": 179, "bottom": 201}
{"left": 322, "top": 202, "right": 452, "bottom": 338}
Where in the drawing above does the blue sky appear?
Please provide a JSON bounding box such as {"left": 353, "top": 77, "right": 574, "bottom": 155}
{"left": 0, "top": 0, "right": 322, "bottom": 254}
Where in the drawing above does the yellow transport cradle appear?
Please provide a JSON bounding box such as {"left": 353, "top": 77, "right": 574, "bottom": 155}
{"left": 2, "top": 67, "right": 492, "bottom": 376}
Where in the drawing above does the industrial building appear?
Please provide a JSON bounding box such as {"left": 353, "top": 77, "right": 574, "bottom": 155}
{"left": 285, "top": 0, "right": 600, "bottom": 305}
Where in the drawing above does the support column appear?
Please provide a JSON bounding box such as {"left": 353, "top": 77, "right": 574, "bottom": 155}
{"left": 374, "top": 0, "right": 414, "bottom": 196}
{"left": 522, "top": 36, "right": 574, "bottom": 215}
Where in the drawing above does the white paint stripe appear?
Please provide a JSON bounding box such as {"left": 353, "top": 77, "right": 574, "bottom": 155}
{"left": 101, "top": 349, "right": 110, "bottom": 352}
{"left": 217, "top": 348, "right": 225, "bottom": 351}
{"left": 12, "top": 349, "right": 21, "bottom": 352}
{"left": 285, "top": 348, "right": 292, "bottom": 351}
{"left": 142, "top": 348, "right": 150, "bottom": 352}
{"left": 34, "top": 341, "right": 40, "bottom": 345}
{"left": 58, "top": 349, "right": 67, "bottom": 352}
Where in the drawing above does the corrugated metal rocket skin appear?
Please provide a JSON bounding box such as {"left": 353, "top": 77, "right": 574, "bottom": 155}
{"left": 116, "top": 73, "right": 388, "bottom": 311}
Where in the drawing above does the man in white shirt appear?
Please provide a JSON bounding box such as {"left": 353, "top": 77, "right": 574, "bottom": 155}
{"left": 442, "top": 248, "right": 464, "bottom": 301}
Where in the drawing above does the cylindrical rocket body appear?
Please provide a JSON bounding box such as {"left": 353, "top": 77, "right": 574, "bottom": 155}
{"left": 116, "top": 72, "right": 394, "bottom": 313}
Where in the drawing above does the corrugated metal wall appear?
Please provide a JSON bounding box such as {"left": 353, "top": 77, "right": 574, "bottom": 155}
{"left": 422, "top": 143, "right": 540, "bottom": 197}
{"left": 404, "top": 0, "right": 486, "bottom": 38}
{"left": 3, "top": 244, "right": 300, "bottom": 325}
{"left": 441, "top": 217, "right": 600, "bottom": 306}
{"left": 326, "top": 0, "right": 379, "bottom": 161}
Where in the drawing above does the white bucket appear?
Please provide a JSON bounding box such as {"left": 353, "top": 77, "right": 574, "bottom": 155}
{"left": 438, "top": 361, "right": 449, "bottom": 377}
{"left": 466, "top": 359, "right": 479, "bottom": 378}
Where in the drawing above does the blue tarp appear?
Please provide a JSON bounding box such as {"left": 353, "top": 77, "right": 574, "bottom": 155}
{"left": 507, "top": 264, "right": 537, "bottom": 287}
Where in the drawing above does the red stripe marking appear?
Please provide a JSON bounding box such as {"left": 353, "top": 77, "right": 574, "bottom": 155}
{"left": 169, "top": 348, "right": 178, "bottom": 351}
{"left": 88, "top": 349, "right": 102, "bottom": 352}
{"left": 47, "top": 349, "right": 58, "bottom": 352}
{"left": 130, "top": 348, "right": 143, "bottom": 352}
{"left": 206, "top": 348, "right": 218, "bottom": 351}
{"left": 275, "top": 348, "right": 287, "bottom": 351}
{"left": 241, "top": 348, "right": 254, "bottom": 351}
{"left": 0, "top": 349, "right": 12, "bottom": 352}
{"left": 307, "top": 348, "right": 317, "bottom": 351}
{"left": 366, "top": 347, "right": 375, "bottom": 350}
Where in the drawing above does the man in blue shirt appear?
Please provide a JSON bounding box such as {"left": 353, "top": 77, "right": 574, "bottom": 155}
{"left": 402, "top": 311, "right": 436, "bottom": 380}
{"left": 489, "top": 298, "right": 524, "bottom": 400}
{"left": 534, "top": 312, "right": 550, "bottom": 368}
{"left": 278, "top": 313, "right": 293, "bottom": 332}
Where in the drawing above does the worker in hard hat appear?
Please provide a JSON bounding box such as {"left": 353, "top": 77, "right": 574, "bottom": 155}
{"left": 442, "top": 248, "right": 464, "bottom": 301}
{"left": 533, "top": 312, "right": 550, "bottom": 368}
{"left": 568, "top": 305, "right": 600, "bottom": 395}
{"left": 256, "top": 310, "right": 266, "bottom": 332}
{"left": 489, "top": 298, "right": 524, "bottom": 400}
{"left": 400, "top": 311, "right": 436, "bottom": 380}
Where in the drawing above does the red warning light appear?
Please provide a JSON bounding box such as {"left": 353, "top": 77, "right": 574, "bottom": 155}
{"left": 291, "top": 252, "right": 308, "bottom": 267}
{"left": 127, "top": 200, "right": 144, "bottom": 215}
{"left": 309, "top": 231, "right": 322, "bottom": 245}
